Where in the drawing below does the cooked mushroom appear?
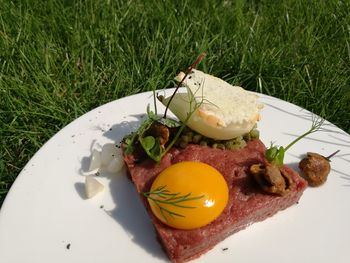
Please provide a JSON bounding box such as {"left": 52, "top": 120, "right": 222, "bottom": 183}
{"left": 147, "top": 122, "right": 170, "bottom": 148}
{"left": 298, "top": 152, "right": 333, "bottom": 186}
{"left": 250, "top": 163, "right": 294, "bottom": 195}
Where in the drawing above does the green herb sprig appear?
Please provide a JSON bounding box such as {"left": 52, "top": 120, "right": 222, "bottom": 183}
{"left": 143, "top": 185, "right": 204, "bottom": 223}
{"left": 266, "top": 116, "right": 324, "bottom": 166}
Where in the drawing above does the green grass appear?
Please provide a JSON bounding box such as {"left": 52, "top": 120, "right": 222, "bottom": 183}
{"left": 1, "top": 0, "right": 350, "bottom": 207}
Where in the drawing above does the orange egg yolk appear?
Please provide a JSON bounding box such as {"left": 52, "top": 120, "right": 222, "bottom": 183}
{"left": 147, "top": 161, "right": 229, "bottom": 230}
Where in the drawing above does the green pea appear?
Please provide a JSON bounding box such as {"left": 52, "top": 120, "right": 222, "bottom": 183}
{"left": 230, "top": 144, "right": 240, "bottom": 150}
{"left": 193, "top": 134, "right": 202, "bottom": 144}
{"left": 181, "top": 135, "right": 190, "bottom": 143}
{"left": 239, "top": 140, "right": 247, "bottom": 148}
{"left": 250, "top": 129, "right": 260, "bottom": 139}
{"left": 179, "top": 141, "right": 188, "bottom": 149}
{"left": 199, "top": 141, "right": 208, "bottom": 147}
{"left": 185, "top": 131, "right": 193, "bottom": 142}
{"left": 243, "top": 133, "right": 251, "bottom": 141}
{"left": 216, "top": 143, "right": 225, "bottom": 150}
{"left": 225, "top": 141, "right": 235, "bottom": 149}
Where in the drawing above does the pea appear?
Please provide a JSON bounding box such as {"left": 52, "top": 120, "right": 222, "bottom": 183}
{"left": 181, "top": 135, "right": 191, "bottom": 143}
{"left": 179, "top": 141, "right": 188, "bottom": 149}
{"left": 193, "top": 134, "right": 202, "bottom": 144}
{"left": 185, "top": 131, "right": 193, "bottom": 142}
{"left": 230, "top": 143, "right": 241, "bottom": 150}
{"left": 199, "top": 141, "right": 208, "bottom": 147}
{"left": 239, "top": 140, "right": 247, "bottom": 148}
{"left": 216, "top": 143, "right": 225, "bottom": 150}
{"left": 225, "top": 141, "right": 235, "bottom": 149}
{"left": 243, "top": 133, "right": 251, "bottom": 141}
{"left": 250, "top": 129, "right": 260, "bottom": 139}
{"left": 236, "top": 135, "right": 243, "bottom": 142}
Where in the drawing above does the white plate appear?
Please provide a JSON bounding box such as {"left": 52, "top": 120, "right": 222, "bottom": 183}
{"left": 0, "top": 90, "right": 349, "bottom": 263}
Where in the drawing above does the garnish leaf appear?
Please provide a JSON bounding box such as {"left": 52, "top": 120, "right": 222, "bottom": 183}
{"left": 141, "top": 136, "right": 155, "bottom": 151}
{"left": 146, "top": 105, "right": 161, "bottom": 122}
{"left": 137, "top": 121, "right": 164, "bottom": 162}
{"left": 158, "top": 117, "right": 181, "bottom": 128}
{"left": 266, "top": 145, "right": 285, "bottom": 166}
{"left": 123, "top": 117, "right": 153, "bottom": 154}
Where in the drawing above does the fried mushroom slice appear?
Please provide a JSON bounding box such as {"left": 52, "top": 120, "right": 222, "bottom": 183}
{"left": 250, "top": 163, "right": 294, "bottom": 195}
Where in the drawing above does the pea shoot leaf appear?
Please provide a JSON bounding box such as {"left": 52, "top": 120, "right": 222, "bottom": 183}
{"left": 141, "top": 136, "right": 155, "bottom": 151}
{"left": 266, "top": 145, "right": 285, "bottom": 166}
{"left": 158, "top": 117, "right": 181, "bottom": 128}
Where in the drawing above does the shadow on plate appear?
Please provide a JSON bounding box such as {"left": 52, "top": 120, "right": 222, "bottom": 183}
{"left": 105, "top": 170, "right": 167, "bottom": 260}
{"left": 74, "top": 182, "right": 87, "bottom": 200}
{"left": 103, "top": 114, "right": 147, "bottom": 143}
{"left": 75, "top": 114, "right": 167, "bottom": 261}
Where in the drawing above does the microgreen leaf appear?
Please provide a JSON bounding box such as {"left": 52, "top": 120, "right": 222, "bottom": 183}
{"left": 158, "top": 117, "right": 181, "bottom": 128}
{"left": 123, "top": 136, "right": 135, "bottom": 154}
{"left": 265, "top": 145, "right": 285, "bottom": 166}
{"left": 147, "top": 105, "right": 159, "bottom": 121}
{"left": 123, "top": 117, "right": 153, "bottom": 154}
{"left": 141, "top": 136, "right": 155, "bottom": 151}
{"left": 149, "top": 139, "right": 162, "bottom": 158}
{"left": 265, "top": 145, "right": 278, "bottom": 161}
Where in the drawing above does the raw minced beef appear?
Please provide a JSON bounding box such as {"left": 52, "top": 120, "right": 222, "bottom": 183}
{"left": 123, "top": 139, "right": 307, "bottom": 263}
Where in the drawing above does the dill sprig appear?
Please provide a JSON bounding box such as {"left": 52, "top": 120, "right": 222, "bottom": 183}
{"left": 284, "top": 116, "right": 324, "bottom": 152}
{"left": 143, "top": 185, "right": 204, "bottom": 223}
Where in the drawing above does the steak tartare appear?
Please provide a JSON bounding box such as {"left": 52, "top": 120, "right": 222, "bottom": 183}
{"left": 123, "top": 139, "right": 308, "bottom": 263}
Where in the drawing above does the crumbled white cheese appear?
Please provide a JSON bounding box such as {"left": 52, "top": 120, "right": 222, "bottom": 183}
{"left": 88, "top": 149, "right": 101, "bottom": 172}
{"left": 85, "top": 175, "right": 104, "bottom": 199}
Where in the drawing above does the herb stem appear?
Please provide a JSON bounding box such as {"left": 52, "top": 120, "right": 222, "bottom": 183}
{"left": 153, "top": 90, "right": 157, "bottom": 115}
{"left": 326, "top": 150, "right": 340, "bottom": 160}
{"left": 284, "top": 118, "right": 324, "bottom": 152}
{"left": 163, "top": 52, "right": 206, "bottom": 118}
{"left": 143, "top": 185, "right": 204, "bottom": 222}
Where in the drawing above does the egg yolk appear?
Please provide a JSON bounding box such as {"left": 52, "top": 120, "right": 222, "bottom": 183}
{"left": 147, "top": 161, "right": 229, "bottom": 230}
